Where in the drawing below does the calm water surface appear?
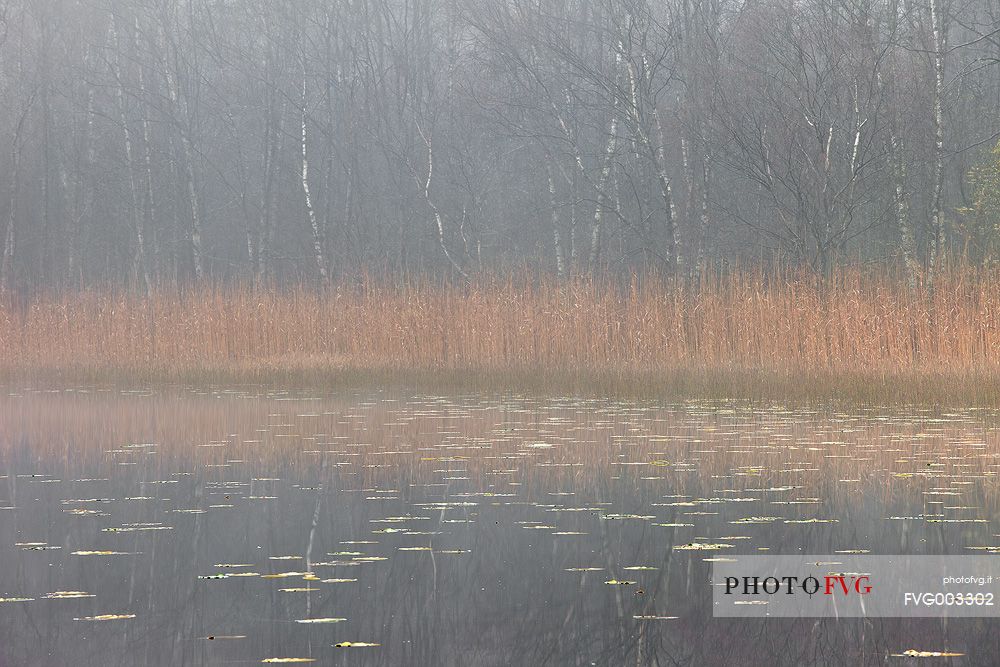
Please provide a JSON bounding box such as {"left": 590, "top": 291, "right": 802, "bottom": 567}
{"left": 1, "top": 388, "right": 998, "bottom": 665}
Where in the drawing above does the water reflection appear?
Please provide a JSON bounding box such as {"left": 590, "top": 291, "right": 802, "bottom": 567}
{"left": 0, "top": 388, "right": 997, "bottom": 665}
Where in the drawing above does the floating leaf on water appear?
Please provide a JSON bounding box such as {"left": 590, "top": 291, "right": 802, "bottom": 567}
{"left": 334, "top": 642, "right": 380, "bottom": 648}
{"left": 279, "top": 587, "right": 320, "bottom": 592}
{"left": 891, "top": 650, "right": 965, "bottom": 658}
{"left": 320, "top": 578, "right": 358, "bottom": 583}
{"left": 565, "top": 567, "right": 603, "bottom": 572}
{"left": 604, "top": 580, "right": 637, "bottom": 585}
{"left": 295, "top": 618, "right": 346, "bottom": 624}
{"left": 72, "top": 551, "right": 135, "bottom": 556}
{"left": 44, "top": 591, "right": 95, "bottom": 599}
{"left": 0, "top": 597, "right": 33, "bottom": 603}
{"left": 18, "top": 543, "right": 61, "bottom": 551}
{"left": 398, "top": 547, "right": 432, "bottom": 551}
{"left": 624, "top": 566, "right": 658, "bottom": 571}
{"left": 674, "top": 543, "right": 734, "bottom": 551}
{"left": 202, "top": 635, "right": 246, "bottom": 640}
{"left": 74, "top": 614, "right": 135, "bottom": 621}
{"left": 262, "top": 572, "right": 312, "bottom": 579}
{"left": 214, "top": 563, "right": 253, "bottom": 568}
{"left": 269, "top": 555, "right": 303, "bottom": 560}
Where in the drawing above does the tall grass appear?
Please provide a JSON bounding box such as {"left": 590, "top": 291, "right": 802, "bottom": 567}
{"left": 3, "top": 267, "right": 1000, "bottom": 401}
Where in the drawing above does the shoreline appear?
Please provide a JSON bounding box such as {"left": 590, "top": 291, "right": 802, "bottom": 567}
{"left": 3, "top": 363, "right": 1000, "bottom": 406}
{"left": 4, "top": 270, "right": 1000, "bottom": 405}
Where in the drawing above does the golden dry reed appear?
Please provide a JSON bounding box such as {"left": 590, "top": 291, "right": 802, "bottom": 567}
{"left": 3, "top": 267, "right": 1000, "bottom": 401}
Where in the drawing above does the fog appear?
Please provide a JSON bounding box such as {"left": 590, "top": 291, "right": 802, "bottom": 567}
{"left": 0, "top": 0, "right": 998, "bottom": 290}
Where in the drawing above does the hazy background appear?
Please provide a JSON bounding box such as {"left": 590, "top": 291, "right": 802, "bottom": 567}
{"left": 0, "top": 0, "right": 998, "bottom": 291}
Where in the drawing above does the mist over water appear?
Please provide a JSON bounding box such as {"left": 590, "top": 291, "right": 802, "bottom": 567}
{"left": 1, "top": 388, "right": 997, "bottom": 665}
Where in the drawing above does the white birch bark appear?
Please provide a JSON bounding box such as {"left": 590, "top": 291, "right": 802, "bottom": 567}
{"left": 300, "top": 70, "right": 329, "bottom": 282}
{"left": 135, "top": 17, "right": 158, "bottom": 280}
{"left": 110, "top": 13, "right": 150, "bottom": 295}
{"left": 1, "top": 114, "right": 25, "bottom": 295}
{"left": 588, "top": 113, "right": 618, "bottom": 274}
{"left": 159, "top": 13, "right": 204, "bottom": 282}
{"left": 544, "top": 154, "right": 567, "bottom": 278}
{"left": 416, "top": 122, "right": 468, "bottom": 279}
{"left": 927, "top": 0, "right": 948, "bottom": 285}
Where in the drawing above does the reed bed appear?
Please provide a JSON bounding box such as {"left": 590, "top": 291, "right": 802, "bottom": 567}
{"left": 3, "top": 267, "right": 1000, "bottom": 402}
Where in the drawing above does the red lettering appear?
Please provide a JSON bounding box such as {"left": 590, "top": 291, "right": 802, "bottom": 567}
{"left": 824, "top": 575, "right": 850, "bottom": 595}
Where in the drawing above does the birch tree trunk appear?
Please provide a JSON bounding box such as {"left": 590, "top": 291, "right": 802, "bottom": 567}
{"left": 927, "top": 0, "right": 948, "bottom": 286}
{"left": 697, "top": 157, "right": 711, "bottom": 277}
{"left": 588, "top": 113, "right": 618, "bottom": 275}
{"left": 588, "top": 48, "right": 622, "bottom": 275}
{"left": 110, "top": 13, "right": 150, "bottom": 295}
{"left": 259, "top": 96, "right": 284, "bottom": 281}
{"left": 159, "top": 9, "right": 204, "bottom": 281}
{"left": 416, "top": 122, "right": 467, "bottom": 279}
{"left": 874, "top": 0, "right": 918, "bottom": 285}
{"left": 300, "top": 67, "right": 329, "bottom": 283}
{"left": 69, "top": 48, "right": 96, "bottom": 287}
{"left": 544, "top": 155, "right": 567, "bottom": 279}
{"left": 135, "top": 17, "right": 158, "bottom": 283}
{"left": 1, "top": 105, "right": 29, "bottom": 296}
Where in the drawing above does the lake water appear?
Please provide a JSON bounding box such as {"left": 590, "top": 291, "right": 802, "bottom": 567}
{"left": 1, "top": 388, "right": 997, "bottom": 665}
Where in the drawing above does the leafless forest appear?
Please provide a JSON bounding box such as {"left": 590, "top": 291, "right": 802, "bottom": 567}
{"left": 0, "top": 0, "right": 998, "bottom": 292}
